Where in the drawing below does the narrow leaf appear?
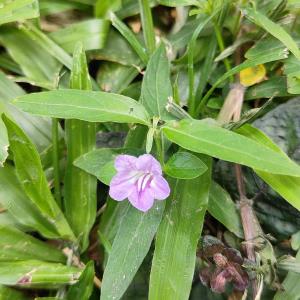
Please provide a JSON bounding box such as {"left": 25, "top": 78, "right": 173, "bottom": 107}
{"left": 141, "top": 44, "right": 173, "bottom": 120}
{"left": 13, "top": 90, "right": 150, "bottom": 125}
{"left": 149, "top": 156, "right": 211, "bottom": 300}
{"left": 64, "top": 43, "right": 97, "bottom": 251}
{"left": 0, "top": 226, "right": 66, "bottom": 263}
{"left": 0, "top": 260, "right": 81, "bottom": 288}
{"left": 0, "top": 0, "right": 39, "bottom": 25}
{"left": 66, "top": 261, "right": 94, "bottom": 300}
{"left": 100, "top": 202, "right": 165, "bottom": 300}
{"left": 208, "top": 182, "right": 243, "bottom": 238}
{"left": 243, "top": 7, "right": 300, "bottom": 60}
{"left": 163, "top": 119, "right": 300, "bottom": 177}
{"left": 237, "top": 124, "right": 300, "bottom": 211}
{"left": 2, "top": 115, "right": 75, "bottom": 241}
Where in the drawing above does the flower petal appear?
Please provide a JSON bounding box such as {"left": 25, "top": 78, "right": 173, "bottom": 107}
{"left": 128, "top": 187, "right": 155, "bottom": 212}
{"left": 109, "top": 172, "right": 137, "bottom": 201}
{"left": 114, "top": 154, "right": 137, "bottom": 172}
{"left": 136, "top": 154, "right": 162, "bottom": 175}
{"left": 150, "top": 175, "right": 170, "bottom": 200}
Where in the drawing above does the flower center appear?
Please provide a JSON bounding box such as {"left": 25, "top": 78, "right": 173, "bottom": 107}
{"left": 136, "top": 172, "right": 153, "bottom": 194}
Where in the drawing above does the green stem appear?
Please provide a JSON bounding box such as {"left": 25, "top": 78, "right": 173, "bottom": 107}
{"left": 214, "top": 22, "right": 233, "bottom": 81}
{"left": 154, "top": 132, "right": 164, "bottom": 166}
{"left": 139, "top": 0, "right": 156, "bottom": 54}
{"left": 187, "top": 41, "right": 195, "bottom": 116}
{"left": 52, "top": 118, "right": 62, "bottom": 208}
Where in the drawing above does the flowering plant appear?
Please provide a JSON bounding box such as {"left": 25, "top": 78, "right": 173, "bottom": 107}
{"left": 0, "top": 1, "right": 300, "bottom": 300}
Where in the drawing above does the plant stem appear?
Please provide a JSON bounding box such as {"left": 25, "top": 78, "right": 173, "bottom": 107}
{"left": 52, "top": 118, "right": 62, "bottom": 208}
{"left": 139, "top": 0, "right": 156, "bottom": 54}
{"left": 213, "top": 22, "right": 233, "bottom": 82}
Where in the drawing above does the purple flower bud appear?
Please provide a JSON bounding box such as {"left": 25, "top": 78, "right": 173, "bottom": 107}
{"left": 109, "top": 154, "right": 170, "bottom": 212}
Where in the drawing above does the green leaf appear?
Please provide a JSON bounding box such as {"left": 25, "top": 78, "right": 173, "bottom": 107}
{"left": 208, "top": 182, "right": 243, "bottom": 238}
{"left": 162, "top": 119, "right": 300, "bottom": 176}
{"left": 13, "top": 90, "right": 151, "bottom": 125}
{"left": 237, "top": 124, "right": 300, "bottom": 211}
{"left": 141, "top": 44, "right": 172, "bottom": 120}
{"left": 97, "top": 62, "right": 139, "bottom": 93}
{"left": 0, "top": 0, "right": 39, "bottom": 26}
{"left": 0, "top": 118, "right": 8, "bottom": 166}
{"left": 0, "top": 285, "right": 29, "bottom": 300}
{"left": 0, "top": 226, "right": 66, "bottom": 263}
{"left": 100, "top": 201, "right": 165, "bottom": 300}
{"left": 274, "top": 251, "right": 300, "bottom": 300}
{"left": 149, "top": 156, "right": 211, "bottom": 300}
{"left": 74, "top": 148, "right": 143, "bottom": 185}
{"left": 110, "top": 12, "right": 148, "bottom": 64}
{"left": 243, "top": 7, "right": 300, "bottom": 60}
{"left": 64, "top": 43, "right": 97, "bottom": 252}
{"left": 157, "top": 0, "right": 198, "bottom": 6}
{"left": 245, "top": 77, "right": 289, "bottom": 100}
{"left": 95, "top": 0, "right": 121, "bottom": 18}
{"left": 2, "top": 115, "right": 75, "bottom": 241}
{"left": 0, "top": 260, "right": 81, "bottom": 288}
{"left": 20, "top": 23, "right": 73, "bottom": 70}
{"left": 91, "top": 30, "right": 141, "bottom": 66}
{"left": 66, "top": 261, "right": 94, "bottom": 300}
{"left": 0, "top": 27, "right": 62, "bottom": 86}
{"left": 164, "top": 151, "right": 207, "bottom": 179}
{"left": 49, "top": 19, "right": 110, "bottom": 53}
{"left": 0, "top": 165, "right": 64, "bottom": 238}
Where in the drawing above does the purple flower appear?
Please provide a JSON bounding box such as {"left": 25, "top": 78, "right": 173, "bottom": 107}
{"left": 109, "top": 154, "right": 170, "bottom": 212}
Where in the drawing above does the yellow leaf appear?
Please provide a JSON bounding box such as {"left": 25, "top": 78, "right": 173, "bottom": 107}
{"left": 240, "top": 64, "right": 266, "bottom": 87}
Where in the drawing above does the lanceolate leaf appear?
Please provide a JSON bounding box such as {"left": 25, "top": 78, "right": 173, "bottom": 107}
{"left": 149, "top": 156, "right": 211, "bottom": 300}
{"left": 140, "top": 44, "right": 173, "bottom": 120}
{"left": 100, "top": 201, "right": 165, "bottom": 300}
{"left": 66, "top": 261, "right": 94, "bottom": 300}
{"left": 64, "top": 43, "right": 97, "bottom": 251}
{"left": 0, "top": 71, "right": 55, "bottom": 153}
{"left": 0, "top": 118, "right": 8, "bottom": 166}
{"left": 0, "top": 165, "right": 65, "bottom": 238}
{"left": 0, "top": 0, "right": 39, "bottom": 26}
{"left": 2, "top": 115, "right": 75, "bottom": 241}
{"left": 49, "top": 19, "right": 110, "bottom": 53}
{"left": 208, "top": 182, "right": 243, "bottom": 238}
{"left": 162, "top": 119, "right": 300, "bottom": 176}
{"left": 0, "top": 226, "right": 66, "bottom": 263}
{"left": 0, "top": 260, "right": 81, "bottom": 288}
{"left": 13, "top": 90, "right": 151, "bottom": 125}
{"left": 237, "top": 124, "right": 300, "bottom": 211}
{"left": 243, "top": 7, "right": 300, "bottom": 60}
{"left": 157, "top": 0, "right": 198, "bottom": 6}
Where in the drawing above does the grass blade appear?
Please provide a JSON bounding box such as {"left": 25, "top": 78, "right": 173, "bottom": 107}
{"left": 149, "top": 156, "right": 211, "bottom": 300}
{"left": 64, "top": 43, "right": 97, "bottom": 251}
